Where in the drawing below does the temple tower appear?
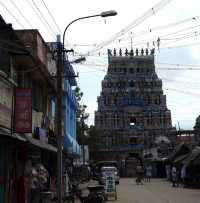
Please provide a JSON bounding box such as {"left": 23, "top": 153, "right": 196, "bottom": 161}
{"left": 94, "top": 48, "right": 172, "bottom": 161}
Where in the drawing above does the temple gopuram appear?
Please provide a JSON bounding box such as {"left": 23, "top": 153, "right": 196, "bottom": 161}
{"left": 93, "top": 48, "right": 173, "bottom": 163}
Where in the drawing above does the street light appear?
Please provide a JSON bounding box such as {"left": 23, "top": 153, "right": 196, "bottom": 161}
{"left": 62, "top": 10, "right": 117, "bottom": 50}
{"left": 56, "top": 10, "right": 117, "bottom": 203}
{"left": 100, "top": 10, "right": 117, "bottom": 17}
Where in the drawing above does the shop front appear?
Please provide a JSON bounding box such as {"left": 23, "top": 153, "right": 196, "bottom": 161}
{"left": 0, "top": 130, "right": 58, "bottom": 203}
{"left": 0, "top": 141, "right": 6, "bottom": 203}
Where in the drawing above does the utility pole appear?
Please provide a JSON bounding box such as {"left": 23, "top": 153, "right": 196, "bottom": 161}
{"left": 57, "top": 10, "right": 117, "bottom": 203}
{"left": 56, "top": 35, "right": 63, "bottom": 203}
{"left": 81, "top": 114, "right": 85, "bottom": 165}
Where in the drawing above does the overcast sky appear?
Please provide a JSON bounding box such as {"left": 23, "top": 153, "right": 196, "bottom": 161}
{"left": 1, "top": 0, "right": 200, "bottom": 129}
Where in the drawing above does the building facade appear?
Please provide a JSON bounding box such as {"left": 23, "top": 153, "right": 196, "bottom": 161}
{"left": 0, "top": 17, "right": 57, "bottom": 202}
{"left": 0, "top": 15, "right": 79, "bottom": 202}
{"left": 63, "top": 61, "right": 81, "bottom": 156}
{"left": 47, "top": 42, "right": 81, "bottom": 157}
{"left": 94, "top": 48, "right": 173, "bottom": 161}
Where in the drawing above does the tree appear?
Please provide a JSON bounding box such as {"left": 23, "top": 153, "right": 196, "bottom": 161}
{"left": 87, "top": 125, "right": 103, "bottom": 151}
{"left": 74, "top": 86, "right": 89, "bottom": 144}
{"left": 74, "top": 87, "right": 102, "bottom": 150}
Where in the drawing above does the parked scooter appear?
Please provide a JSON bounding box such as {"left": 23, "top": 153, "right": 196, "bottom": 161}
{"left": 78, "top": 185, "right": 106, "bottom": 203}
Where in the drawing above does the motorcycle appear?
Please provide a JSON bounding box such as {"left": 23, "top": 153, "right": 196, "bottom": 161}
{"left": 78, "top": 185, "right": 106, "bottom": 203}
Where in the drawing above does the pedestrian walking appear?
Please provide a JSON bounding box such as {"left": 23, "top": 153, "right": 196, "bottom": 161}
{"left": 165, "top": 164, "right": 171, "bottom": 181}
{"left": 171, "top": 165, "right": 178, "bottom": 187}
{"left": 145, "top": 165, "right": 152, "bottom": 182}
{"left": 135, "top": 165, "right": 143, "bottom": 185}
{"left": 181, "top": 165, "right": 186, "bottom": 187}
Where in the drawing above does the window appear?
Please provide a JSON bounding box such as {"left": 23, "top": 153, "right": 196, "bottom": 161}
{"left": 129, "top": 137, "right": 137, "bottom": 145}
{"left": 130, "top": 117, "right": 136, "bottom": 125}
{"left": 129, "top": 68, "right": 133, "bottom": 73}
{"left": 32, "top": 82, "right": 44, "bottom": 112}
{"left": 129, "top": 80, "right": 134, "bottom": 87}
{"left": 0, "top": 49, "right": 10, "bottom": 75}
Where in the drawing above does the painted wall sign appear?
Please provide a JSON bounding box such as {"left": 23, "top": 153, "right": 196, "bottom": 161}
{"left": 14, "top": 88, "right": 32, "bottom": 133}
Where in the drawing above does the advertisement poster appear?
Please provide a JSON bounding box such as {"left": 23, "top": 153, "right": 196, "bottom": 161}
{"left": 105, "top": 172, "right": 115, "bottom": 193}
{"left": 14, "top": 88, "right": 32, "bottom": 133}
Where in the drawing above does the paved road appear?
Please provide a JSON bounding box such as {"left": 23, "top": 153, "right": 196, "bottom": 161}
{"left": 113, "top": 178, "right": 200, "bottom": 203}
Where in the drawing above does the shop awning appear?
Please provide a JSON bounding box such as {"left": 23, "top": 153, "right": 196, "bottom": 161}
{"left": 183, "top": 147, "right": 200, "bottom": 167}
{"left": 25, "top": 135, "right": 57, "bottom": 152}
{"left": 168, "top": 142, "right": 190, "bottom": 161}
{"left": 173, "top": 153, "right": 189, "bottom": 164}
{"left": 0, "top": 127, "right": 26, "bottom": 142}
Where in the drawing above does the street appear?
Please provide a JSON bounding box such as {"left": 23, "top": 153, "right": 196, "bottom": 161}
{"left": 114, "top": 178, "right": 200, "bottom": 203}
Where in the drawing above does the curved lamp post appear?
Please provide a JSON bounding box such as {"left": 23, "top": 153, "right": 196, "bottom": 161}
{"left": 57, "top": 10, "right": 117, "bottom": 203}
{"left": 62, "top": 10, "right": 117, "bottom": 50}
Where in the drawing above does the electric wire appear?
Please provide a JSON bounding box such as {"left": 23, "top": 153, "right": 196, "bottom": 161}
{"left": 108, "top": 30, "right": 200, "bottom": 50}
{"left": 30, "top": 0, "right": 56, "bottom": 36}
{"left": 165, "top": 87, "right": 200, "bottom": 97}
{"left": 26, "top": 0, "right": 56, "bottom": 39}
{"left": 162, "top": 41, "right": 200, "bottom": 49}
{"left": 77, "top": 22, "right": 200, "bottom": 56}
{"left": 162, "top": 77, "right": 200, "bottom": 90}
{"left": 161, "top": 32, "right": 200, "bottom": 47}
{"left": 68, "top": 16, "right": 200, "bottom": 49}
{"left": 9, "top": 0, "right": 33, "bottom": 28}
{"left": 118, "top": 16, "right": 200, "bottom": 42}
{"left": 86, "top": 0, "right": 173, "bottom": 54}
{"left": 157, "top": 67, "right": 200, "bottom": 70}
{"left": 73, "top": 22, "right": 200, "bottom": 56}
{"left": 75, "top": 62, "right": 200, "bottom": 71}
{"left": 0, "top": 0, "right": 25, "bottom": 28}
{"left": 41, "top": 0, "right": 62, "bottom": 33}
{"left": 74, "top": 37, "right": 200, "bottom": 57}
{"left": 158, "top": 62, "right": 200, "bottom": 67}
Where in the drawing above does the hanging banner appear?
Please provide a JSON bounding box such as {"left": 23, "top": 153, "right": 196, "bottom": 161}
{"left": 14, "top": 88, "right": 32, "bottom": 133}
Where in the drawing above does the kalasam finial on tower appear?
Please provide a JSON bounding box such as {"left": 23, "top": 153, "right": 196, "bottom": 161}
{"left": 119, "top": 48, "right": 122, "bottom": 56}
{"left": 136, "top": 48, "right": 138, "bottom": 56}
{"left": 125, "top": 48, "right": 128, "bottom": 56}
{"left": 113, "top": 48, "right": 116, "bottom": 56}
{"left": 130, "top": 49, "right": 134, "bottom": 57}
{"left": 141, "top": 48, "right": 144, "bottom": 56}
{"left": 145, "top": 48, "right": 149, "bottom": 55}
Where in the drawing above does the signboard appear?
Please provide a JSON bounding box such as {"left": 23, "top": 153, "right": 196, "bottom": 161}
{"left": 0, "top": 80, "right": 13, "bottom": 129}
{"left": 105, "top": 172, "right": 115, "bottom": 193}
{"left": 14, "top": 88, "right": 32, "bottom": 133}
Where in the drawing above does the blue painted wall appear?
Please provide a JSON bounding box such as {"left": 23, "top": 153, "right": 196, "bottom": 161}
{"left": 62, "top": 63, "right": 81, "bottom": 156}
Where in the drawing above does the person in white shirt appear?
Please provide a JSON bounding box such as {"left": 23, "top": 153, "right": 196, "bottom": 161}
{"left": 165, "top": 164, "right": 171, "bottom": 181}
{"left": 145, "top": 165, "right": 152, "bottom": 182}
{"left": 181, "top": 165, "right": 186, "bottom": 187}
{"left": 172, "top": 165, "right": 177, "bottom": 187}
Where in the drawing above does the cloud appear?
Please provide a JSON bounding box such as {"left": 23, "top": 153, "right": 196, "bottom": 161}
{"left": 156, "top": 47, "right": 200, "bottom": 129}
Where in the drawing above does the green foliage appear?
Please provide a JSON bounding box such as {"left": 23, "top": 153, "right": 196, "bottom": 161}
{"left": 74, "top": 87, "right": 102, "bottom": 149}
{"left": 87, "top": 125, "right": 103, "bottom": 150}
{"left": 74, "top": 86, "right": 89, "bottom": 144}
